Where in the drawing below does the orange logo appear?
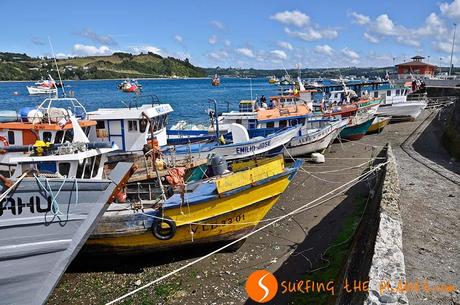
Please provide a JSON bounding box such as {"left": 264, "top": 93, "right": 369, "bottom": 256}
{"left": 245, "top": 270, "right": 278, "bottom": 303}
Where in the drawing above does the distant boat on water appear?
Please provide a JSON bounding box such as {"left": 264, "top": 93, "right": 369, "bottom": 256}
{"left": 211, "top": 74, "right": 220, "bottom": 86}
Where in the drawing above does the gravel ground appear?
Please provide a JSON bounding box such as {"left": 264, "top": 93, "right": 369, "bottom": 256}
{"left": 47, "top": 109, "right": 459, "bottom": 305}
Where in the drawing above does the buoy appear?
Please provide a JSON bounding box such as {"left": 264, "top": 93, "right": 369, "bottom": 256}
{"left": 13, "top": 91, "right": 19, "bottom": 96}
{"left": 311, "top": 152, "right": 325, "bottom": 163}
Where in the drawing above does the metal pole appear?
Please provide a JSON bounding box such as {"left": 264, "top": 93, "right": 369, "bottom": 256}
{"left": 209, "top": 99, "right": 219, "bottom": 143}
{"left": 449, "top": 23, "right": 457, "bottom": 76}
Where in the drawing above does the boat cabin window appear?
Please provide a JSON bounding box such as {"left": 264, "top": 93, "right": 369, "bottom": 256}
{"left": 279, "top": 120, "right": 287, "bottom": 128}
{"left": 96, "top": 121, "right": 105, "bottom": 129}
{"left": 236, "top": 119, "right": 242, "bottom": 125}
{"left": 76, "top": 155, "right": 102, "bottom": 179}
{"left": 128, "top": 120, "right": 138, "bottom": 132}
{"left": 58, "top": 162, "right": 71, "bottom": 176}
{"left": 396, "top": 89, "right": 400, "bottom": 95}
{"left": 387, "top": 90, "right": 391, "bottom": 96}
{"left": 55, "top": 130, "right": 64, "bottom": 144}
{"left": 373, "top": 91, "right": 379, "bottom": 98}
{"left": 7, "top": 131, "right": 15, "bottom": 145}
{"left": 139, "top": 119, "right": 148, "bottom": 133}
{"left": 266, "top": 122, "right": 274, "bottom": 128}
{"left": 290, "top": 119, "right": 298, "bottom": 126}
{"left": 43, "top": 132, "right": 52, "bottom": 143}
{"left": 64, "top": 130, "right": 74, "bottom": 142}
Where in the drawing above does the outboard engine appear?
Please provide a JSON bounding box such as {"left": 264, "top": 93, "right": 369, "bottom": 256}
{"left": 210, "top": 155, "right": 228, "bottom": 176}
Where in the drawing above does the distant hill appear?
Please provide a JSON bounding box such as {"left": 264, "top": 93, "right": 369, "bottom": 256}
{"left": 0, "top": 51, "right": 206, "bottom": 80}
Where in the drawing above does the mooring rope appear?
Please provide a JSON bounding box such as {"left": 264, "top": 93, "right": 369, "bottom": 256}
{"left": 105, "top": 160, "right": 389, "bottom": 305}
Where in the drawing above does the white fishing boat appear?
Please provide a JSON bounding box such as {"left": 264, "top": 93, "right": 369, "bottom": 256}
{"left": 26, "top": 86, "right": 57, "bottom": 95}
{"left": 0, "top": 118, "right": 134, "bottom": 305}
{"left": 87, "top": 95, "right": 173, "bottom": 151}
{"left": 163, "top": 124, "right": 300, "bottom": 162}
{"left": 285, "top": 117, "right": 349, "bottom": 157}
{"left": 372, "top": 87, "right": 427, "bottom": 120}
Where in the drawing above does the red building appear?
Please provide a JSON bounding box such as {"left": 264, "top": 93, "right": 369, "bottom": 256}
{"left": 396, "top": 55, "right": 437, "bottom": 79}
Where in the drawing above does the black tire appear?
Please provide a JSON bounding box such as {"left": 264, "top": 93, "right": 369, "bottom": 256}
{"left": 151, "top": 217, "right": 176, "bottom": 240}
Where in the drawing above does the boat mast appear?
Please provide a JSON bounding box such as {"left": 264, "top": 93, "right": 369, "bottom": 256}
{"left": 449, "top": 23, "right": 457, "bottom": 76}
{"left": 48, "top": 37, "right": 66, "bottom": 97}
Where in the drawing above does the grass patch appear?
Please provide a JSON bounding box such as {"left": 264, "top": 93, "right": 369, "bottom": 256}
{"left": 291, "top": 195, "right": 367, "bottom": 305}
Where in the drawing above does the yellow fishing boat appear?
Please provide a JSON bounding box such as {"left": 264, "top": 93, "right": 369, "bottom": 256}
{"left": 367, "top": 116, "right": 391, "bottom": 134}
{"left": 86, "top": 156, "right": 302, "bottom": 253}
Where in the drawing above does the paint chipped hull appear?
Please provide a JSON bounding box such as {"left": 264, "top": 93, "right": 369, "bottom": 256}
{"left": 86, "top": 159, "right": 302, "bottom": 254}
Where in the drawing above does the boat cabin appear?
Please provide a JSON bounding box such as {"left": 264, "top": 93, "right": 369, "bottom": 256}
{"left": 87, "top": 99, "right": 173, "bottom": 152}
{"left": 10, "top": 144, "right": 116, "bottom": 179}
{"left": 0, "top": 97, "right": 95, "bottom": 168}
{"left": 218, "top": 98, "right": 311, "bottom": 131}
{"left": 367, "top": 87, "right": 409, "bottom": 105}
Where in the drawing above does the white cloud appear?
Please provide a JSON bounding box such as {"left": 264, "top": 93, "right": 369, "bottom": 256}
{"left": 349, "top": 11, "right": 370, "bottom": 25}
{"left": 208, "top": 50, "right": 229, "bottom": 61}
{"left": 72, "top": 44, "right": 112, "bottom": 56}
{"left": 174, "top": 35, "right": 183, "bottom": 43}
{"left": 270, "top": 49, "right": 288, "bottom": 60}
{"left": 285, "top": 26, "right": 337, "bottom": 41}
{"left": 270, "top": 10, "right": 310, "bottom": 27}
{"left": 364, "top": 32, "right": 380, "bottom": 43}
{"left": 208, "top": 35, "right": 218, "bottom": 45}
{"left": 75, "top": 28, "right": 117, "bottom": 46}
{"left": 440, "top": 0, "right": 460, "bottom": 19}
{"left": 374, "top": 14, "right": 397, "bottom": 35}
{"left": 128, "top": 45, "right": 162, "bottom": 55}
{"left": 236, "top": 47, "right": 255, "bottom": 58}
{"left": 277, "top": 41, "right": 293, "bottom": 50}
{"left": 314, "top": 44, "right": 334, "bottom": 56}
{"left": 342, "top": 47, "right": 360, "bottom": 60}
{"left": 211, "top": 20, "right": 225, "bottom": 30}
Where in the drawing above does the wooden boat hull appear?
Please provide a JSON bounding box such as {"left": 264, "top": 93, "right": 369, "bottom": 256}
{"left": 86, "top": 158, "right": 301, "bottom": 254}
{"left": 339, "top": 116, "right": 374, "bottom": 141}
{"left": 367, "top": 116, "right": 391, "bottom": 134}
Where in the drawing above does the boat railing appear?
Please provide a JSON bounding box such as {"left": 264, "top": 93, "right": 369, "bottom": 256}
{"left": 37, "top": 97, "right": 88, "bottom": 123}
{"left": 127, "top": 94, "right": 161, "bottom": 109}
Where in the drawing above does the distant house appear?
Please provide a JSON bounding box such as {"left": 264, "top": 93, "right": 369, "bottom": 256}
{"left": 396, "top": 55, "right": 437, "bottom": 79}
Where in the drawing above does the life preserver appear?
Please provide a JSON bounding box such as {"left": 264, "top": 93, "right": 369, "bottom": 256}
{"left": 151, "top": 216, "right": 176, "bottom": 240}
{"left": 0, "top": 136, "right": 9, "bottom": 147}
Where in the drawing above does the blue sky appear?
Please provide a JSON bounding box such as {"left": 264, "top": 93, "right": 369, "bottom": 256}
{"left": 1, "top": 0, "right": 459, "bottom": 68}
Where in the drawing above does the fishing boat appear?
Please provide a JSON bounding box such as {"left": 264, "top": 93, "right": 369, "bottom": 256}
{"left": 86, "top": 155, "right": 302, "bottom": 253}
{"left": 26, "top": 75, "right": 58, "bottom": 95}
{"left": 0, "top": 118, "right": 134, "bottom": 305}
{"left": 284, "top": 117, "right": 348, "bottom": 157}
{"left": 373, "top": 86, "right": 427, "bottom": 121}
{"left": 338, "top": 114, "right": 375, "bottom": 141}
{"left": 367, "top": 116, "right": 391, "bottom": 134}
{"left": 87, "top": 95, "right": 173, "bottom": 151}
{"left": 0, "top": 97, "right": 96, "bottom": 174}
{"left": 162, "top": 124, "right": 300, "bottom": 162}
{"left": 268, "top": 75, "right": 279, "bottom": 84}
{"left": 211, "top": 74, "right": 220, "bottom": 86}
{"left": 118, "top": 79, "right": 142, "bottom": 92}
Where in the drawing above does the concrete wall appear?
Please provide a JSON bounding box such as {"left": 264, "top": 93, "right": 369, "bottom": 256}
{"left": 335, "top": 145, "right": 408, "bottom": 305}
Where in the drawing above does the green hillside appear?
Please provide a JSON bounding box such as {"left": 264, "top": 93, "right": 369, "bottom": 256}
{"left": 0, "top": 51, "right": 206, "bottom": 80}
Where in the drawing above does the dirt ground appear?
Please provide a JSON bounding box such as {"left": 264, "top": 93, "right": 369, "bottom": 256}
{"left": 47, "top": 109, "right": 459, "bottom": 305}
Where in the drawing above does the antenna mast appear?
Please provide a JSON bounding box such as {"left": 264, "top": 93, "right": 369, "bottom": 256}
{"left": 449, "top": 23, "right": 457, "bottom": 76}
{"left": 48, "top": 37, "right": 66, "bottom": 97}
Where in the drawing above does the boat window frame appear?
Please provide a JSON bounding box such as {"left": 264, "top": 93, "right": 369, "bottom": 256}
{"left": 128, "top": 120, "right": 138, "bottom": 133}
{"left": 7, "top": 130, "right": 15, "bottom": 145}
{"left": 58, "top": 162, "right": 71, "bottom": 177}
{"left": 43, "top": 131, "right": 53, "bottom": 143}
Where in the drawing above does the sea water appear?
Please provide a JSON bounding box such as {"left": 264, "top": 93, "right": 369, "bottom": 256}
{"left": 0, "top": 78, "right": 277, "bottom": 126}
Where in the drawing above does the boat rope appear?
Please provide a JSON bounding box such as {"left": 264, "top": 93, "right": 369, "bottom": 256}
{"left": 132, "top": 158, "right": 382, "bottom": 227}
{"left": 33, "top": 174, "right": 68, "bottom": 215}
{"left": 0, "top": 172, "right": 28, "bottom": 202}
{"left": 105, "top": 160, "right": 390, "bottom": 305}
